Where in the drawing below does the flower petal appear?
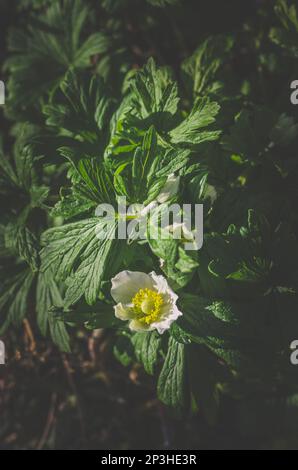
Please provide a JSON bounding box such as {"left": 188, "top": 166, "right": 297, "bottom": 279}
{"left": 111, "top": 270, "right": 154, "bottom": 303}
{"left": 150, "top": 271, "right": 178, "bottom": 301}
{"left": 114, "top": 303, "right": 135, "bottom": 321}
{"left": 153, "top": 304, "right": 183, "bottom": 334}
{"left": 128, "top": 319, "right": 153, "bottom": 332}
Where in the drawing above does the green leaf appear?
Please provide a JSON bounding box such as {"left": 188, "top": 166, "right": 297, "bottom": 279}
{"left": 41, "top": 218, "right": 125, "bottom": 307}
{"left": 148, "top": 0, "right": 179, "bottom": 6}
{"left": 0, "top": 267, "right": 35, "bottom": 334}
{"left": 56, "top": 302, "right": 121, "bottom": 329}
{"left": 74, "top": 33, "right": 109, "bottom": 67}
{"left": 222, "top": 106, "right": 281, "bottom": 161}
{"left": 269, "top": 113, "right": 298, "bottom": 147}
{"left": 132, "top": 331, "right": 162, "bottom": 375}
{"left": 275, "top": 0, "right": 298, "bottom": 30}
{"left": 36, "top": 269, "right": 71, "bottom": 351}
{"left": 44, "top": 70, "right": 115, "bottom": 147}
{"left": 109, "top": 126, "right": 190, "bottom": 204}
{"left": 0, "top": 145, "right": 18, "bottom": 186}
{"left": 36, "top": 269, "right": 64, "bottom": 336}
{"left": 113, "top": 332, "right": 134, "bottom": 367}
{"left": 128, "top": 58, "right": 179, "bottom": 132}
{"left": 5, "top": 223, "right": 40, "bottom": 272}
{"left": 178, "top": 292, "right": 276, "bottom": 371}
{"left": 131, "top": 126, "right": 158, "bottom": 201}
{"left": 148, "top": 220, "right": 198, "bottom": 288}
{"left": 101, "top": 0, "right": 179, "bottom": 10}
{"left": 101, "top": 0, "right": 127, "bottom": 13}
{"left": 4, "top": 0, "right": 106, "bottom": 119}
{"left": 182, "top": 35, "right": 234, "bottom": 98}
{"left": 187, "top": 345, "right": 221, "bottom": 425}
{"left": 52, "top": 189, "right": 95, "bottom": 221}
{"left": 48, "top": 309, "right": 71, "bottom": 352}
{"left": 30, "top": 185, "right": 50, "bottom": 209}
{"left": 157, "top": 336, "right": 188, "bottom": 410}
{"left": 75, "top": 158, "right": 116, "bottom": 204}
{"left": 270, "top": 0, "right": 298, "bottom": 57}
{"left": 169, "top": 97, "right": 221, "bottom": 146}
{"left": 196, "top": 214, "right": 272, "bottom": 299}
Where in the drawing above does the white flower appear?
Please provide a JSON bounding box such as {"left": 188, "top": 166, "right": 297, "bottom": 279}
{"left": 111, "top": 270, "right": 182, "bottom": 334}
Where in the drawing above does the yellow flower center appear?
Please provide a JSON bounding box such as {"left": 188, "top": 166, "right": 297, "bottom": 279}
{"left": 132, "top": 288, "right": 164, "bottom": 325}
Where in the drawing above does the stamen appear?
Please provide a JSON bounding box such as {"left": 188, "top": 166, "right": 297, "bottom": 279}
{"left": 132, "top": 288, "right": 164, "bottom": 325}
